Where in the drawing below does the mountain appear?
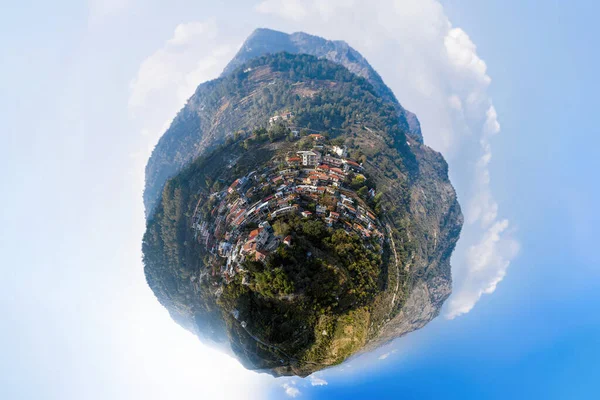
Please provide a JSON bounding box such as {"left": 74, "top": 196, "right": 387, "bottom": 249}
{"left": 143, "top": 28, "right": 421, "bottom": 218}
{"left": 222, "top": 28, "right": 422, "bottom": 140}
{"left": 142, "top": 50, "right": 462, "bottom": 377}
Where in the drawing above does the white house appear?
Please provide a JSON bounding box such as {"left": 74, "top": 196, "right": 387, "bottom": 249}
{"left": 332, "top": 145, "right": 347, "bottom": 157}
{"left": 297, "top": 151, "right": 321, "bottom": 166}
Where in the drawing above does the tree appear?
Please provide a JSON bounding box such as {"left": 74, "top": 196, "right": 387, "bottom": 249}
{"left": 273, "top": 220, "right": 291, "bottom": 236}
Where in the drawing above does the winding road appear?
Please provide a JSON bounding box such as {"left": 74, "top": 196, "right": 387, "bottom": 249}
{"left": 386, "top": 224, "right": 402, "bottom": 308}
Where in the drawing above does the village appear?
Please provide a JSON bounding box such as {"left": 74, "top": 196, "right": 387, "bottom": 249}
{"left": 191, "top": 118, "right": 384, "bottom": 281}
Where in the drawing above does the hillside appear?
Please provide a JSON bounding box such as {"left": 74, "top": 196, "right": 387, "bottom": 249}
{"left": 222, "top": 28, "right": 422, "bottom": 141}
{"left": 143, "top": 28, "right": 422, "bottom": 218}
{"left": 142, "top": 52, "right": 462, "bottom": 376}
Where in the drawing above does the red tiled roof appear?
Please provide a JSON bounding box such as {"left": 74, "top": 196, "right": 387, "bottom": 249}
{"left": 242, "top": 241, "right": 256, "bottom": 253}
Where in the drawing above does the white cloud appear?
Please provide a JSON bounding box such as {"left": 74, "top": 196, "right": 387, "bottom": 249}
{"left": 128, "top": 19, "right": 228, "bottom": 111}
{"left": 283, "top": 382, "right": 301, "bottom": 397}
{"left": 446, "top": 220, "right": 520, "bottom": 318}
{"left": 484, "top": 105, "right": 501, "bottom": 135}
{"left": 448, "top": 95, "right": 463, "bottom": 111}
{"left": 168, "top": 21, "right": 215, "bottom": 46}
{"left": 87, "top": 0, "right": 132, "bottom": 26}
{"left": 251, "top": 0, "right": 519, "bottom": 318}
{"left": 444, "top": 28, "right": 491, "bottom": 86}
{"left": 128, "top": 19, "right": 236, "bottom": 152}
{"left": 256, "top": 0, "right": 308, "bottom": 21}
{"left": 378, "top": 349, "right": 397, "bottom": 360}
{"left": 309, "top": 375, "right": 328, "bottom": 386}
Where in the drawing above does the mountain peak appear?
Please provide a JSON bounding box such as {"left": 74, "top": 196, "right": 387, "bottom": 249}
{"left": 221, "top": 28, "right": 422, "bottom": 143}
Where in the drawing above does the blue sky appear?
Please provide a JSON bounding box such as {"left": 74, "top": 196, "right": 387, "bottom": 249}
{"left": 1, "top": 1, "right": 598, "bottom": 399}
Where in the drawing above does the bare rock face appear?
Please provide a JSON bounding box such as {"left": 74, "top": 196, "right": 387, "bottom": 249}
{"left": 142, "top": 31, "right": 462, "bottom": 377}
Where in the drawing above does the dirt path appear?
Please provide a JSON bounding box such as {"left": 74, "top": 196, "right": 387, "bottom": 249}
{"left": 386, "top": 224, "right": 402, "bottom": 308}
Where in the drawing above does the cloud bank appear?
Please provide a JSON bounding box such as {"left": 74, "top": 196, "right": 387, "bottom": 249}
{"left": 309, "top": 375, "right": 328, "bottom": 386}
{"left": 378, "top": 349, "right": 397, "bottom": 360}
{"left": 278, "top": 374, "right": 328, "bottom": 397}
{"left": 282, "top": 382, "right": 301, "bottom": 397}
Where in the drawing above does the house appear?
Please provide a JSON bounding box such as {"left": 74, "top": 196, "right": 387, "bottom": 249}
{"left": 342, "top": 159, "right": 363, "bottom": 172}
{"left": 237, "top": 176, "right": 249, "bottom": 190}
{"left": 286, "top": 156, "right": 302, "bottom": 166}
{"left": 270, "top": 205, "right": 297, "bottom": 219}
{"left": 332, "top": 145, "right": 347, "bottom": 157}
{"left": 269, "top": 115, "right": 282, "bottom": 125}
{"left": 306, "top": 174, "right": 323, "bottom": 185}
{"left": 309, "top": 134, "right": 325, "bottom": 141}
{"left": 297, "top": 151, "right": 321, "bottom": 166}
{"left": 241, "top": 241, "right": 257, "bottom": 255}
{"left": 329, "top": 211, "right": 340, "bottom": 221}
{"left": 230, "top": 210, "right": 247, "bottom": 227}
{"left": 330, "top": 167, "right": 345, "bottom": 176}
{"left": 345, "top": 205, "right": 357, "bottom": 214}
{"left": 323, "top": 155, "right": 343, "bottom": 167}
{"left": 228, "top": 179, "right": 240, "bottom": 193}
{"left": 248, "top": 227, "right": 269, "bottom": 247}
{"left": 297, "top": 185, "right": 318, "bottom": 193}
{"left": 301, "top": 211, "right": 312, "bottom": 218}
{"left": 341, "top": 195, "right": 354, "bottom": 204}
{"left": 328, "top": 185, "right": 339, "bottom": 194}
{"left": 254, "top": 250, "right": 267, "bottom": 262}
{"left": 276, "top": 199, "right": 288, "bottom": 207}
{"left": 259, "top": 221, "right": 272, "bottom": 232}
{"left": 218, "top": 242, "right": 232, "bottom": 258}
{"left": 316, "top": 204, "right": 327, "bottom": 215}
{"left": 283, "top": 235, "right": 292, "bottom": 246}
